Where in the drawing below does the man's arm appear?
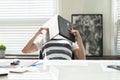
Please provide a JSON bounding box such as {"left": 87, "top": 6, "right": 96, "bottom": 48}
{"left": 70, "top": 29, "right": 86, "bottom": 60}
{"left": 22, "top": 27, "right": 48, "bottom": 53}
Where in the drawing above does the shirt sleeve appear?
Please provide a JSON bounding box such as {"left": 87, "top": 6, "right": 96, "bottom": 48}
{"left": 72, "top": 41, "right": 79, "bottom": 50}
{"left": 34, "top": 39, "right": 43, "bottom": 50}
{"left": 34, "top": 34, "right": 45, "bottom": 50}
{"left": 34, "top": 42, "right": 42, "bottom": 50}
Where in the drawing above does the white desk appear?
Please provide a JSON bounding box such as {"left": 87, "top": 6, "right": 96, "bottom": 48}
{"left": 0, "top": 60, "right": 120, "bottom": 80}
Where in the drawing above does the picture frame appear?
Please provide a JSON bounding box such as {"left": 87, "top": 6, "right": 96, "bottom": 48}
{"left": 71, "top": 14, "right": 103, "bottom": 57}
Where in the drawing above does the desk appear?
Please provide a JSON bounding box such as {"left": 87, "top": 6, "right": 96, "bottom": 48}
{"left": 86, "top": 56, "right": 120, "bottom": 60}
{"left": 0, "top": 60, "right": 120, "bottom": 80}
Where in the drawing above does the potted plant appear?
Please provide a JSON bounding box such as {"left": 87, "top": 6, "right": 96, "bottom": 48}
{"left": 0, "top": 44, "right": 6, "bottom": 58}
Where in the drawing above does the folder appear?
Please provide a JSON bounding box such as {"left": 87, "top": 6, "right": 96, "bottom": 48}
{"left": 43, "top": 14, "right": 75, "bottom": 42}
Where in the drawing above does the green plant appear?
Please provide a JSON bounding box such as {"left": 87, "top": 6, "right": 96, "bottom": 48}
{"left": 0, "top": 44, "right": 6, "bottom": 51}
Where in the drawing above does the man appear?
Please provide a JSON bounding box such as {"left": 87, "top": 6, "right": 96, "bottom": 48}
{"left": 22, "top": 27, "right": 86, "bottom": 60}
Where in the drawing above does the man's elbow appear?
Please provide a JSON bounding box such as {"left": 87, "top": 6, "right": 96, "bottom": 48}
{"left": 80, "top": 56, "right": 86, "bottom": 60}
{"left": 22, "top": 49, "right": 28, "bottom": 53}
{"left": 74, "top": 49, "right": 86, "bottom": 60}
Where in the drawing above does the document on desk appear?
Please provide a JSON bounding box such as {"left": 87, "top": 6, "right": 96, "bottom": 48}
{"left": 8, "top": 66, "right": 59, "bottom": 80}
{"left": 19, "top": 60, "right": 39, "bottom": 67}
{"left": 0, "top": 60, "right": 38, "bottom": 68}
{"left": 0, "top": 60, "right": 12, "bottom": 68}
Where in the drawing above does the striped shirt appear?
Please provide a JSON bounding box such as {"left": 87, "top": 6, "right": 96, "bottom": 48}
{"left": 35, "top": 36, "right": 78, "bottom": 60}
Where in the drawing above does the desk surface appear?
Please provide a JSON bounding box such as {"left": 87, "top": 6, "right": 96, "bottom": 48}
{"left": 0, "top": 60, "right": 120, "bottom": 80}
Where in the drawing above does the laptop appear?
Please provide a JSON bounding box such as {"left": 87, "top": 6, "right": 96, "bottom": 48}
{"left": 0, "top": 69, "right": 8, "bottom": 76}
{"left": 43, "top": 14, "right": 75, "bottom": 42}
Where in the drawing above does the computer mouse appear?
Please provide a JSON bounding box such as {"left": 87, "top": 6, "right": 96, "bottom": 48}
{"left": 10, "top": 59, "right": 20, "bottom": 65}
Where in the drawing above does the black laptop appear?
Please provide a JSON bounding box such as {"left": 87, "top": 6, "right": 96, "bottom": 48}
{"left": 58, "top": 15, "right": 75, "bottom": 42}
{"left": 43, "top": 14, "right": 75, "bottom": 42}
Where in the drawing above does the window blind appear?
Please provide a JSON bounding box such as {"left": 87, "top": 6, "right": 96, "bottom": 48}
{"left": 0, "top": 0, "right": 58, "bottom": 26}
{"left": 115, "top": 0, "right": 120, "bottom": 55}
{"left": 0, "top": 0, "right": 58, "bottom": 55}
{"left": 0, "top": 26, "right": 40, "bottom": 55}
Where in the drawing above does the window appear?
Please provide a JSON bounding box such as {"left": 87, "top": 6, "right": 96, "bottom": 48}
{"left": 113, "top": 0, "right": 120, "bottom": 55}
{"left": 0, "top": 0, "right": 58, "bottom": 25}
{"left": 0, "top": 0, "right": 58, "bottom": 55}
{"left": 0, "top": 26, "right": 40, "bottom": 55}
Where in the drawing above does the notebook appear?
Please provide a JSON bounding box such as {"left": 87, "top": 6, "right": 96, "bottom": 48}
{"left": 43, "top": 14, "right": 75, "bottom": 42}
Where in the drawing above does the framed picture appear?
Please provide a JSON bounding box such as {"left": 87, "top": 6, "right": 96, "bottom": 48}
{"left": 71, "top": 14, "right": 103, "bottom": 56}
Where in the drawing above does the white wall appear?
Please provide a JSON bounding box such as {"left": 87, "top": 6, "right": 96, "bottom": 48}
{"left": 59, "top": 0, "right": 112, "bottom": 56}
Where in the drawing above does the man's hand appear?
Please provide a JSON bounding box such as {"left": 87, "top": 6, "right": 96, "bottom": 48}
{"left": 69, "top": 29, "right": 82, "bottom": 40}
{"left": 35, "top": 27, "right": 49, "bottom": 37}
